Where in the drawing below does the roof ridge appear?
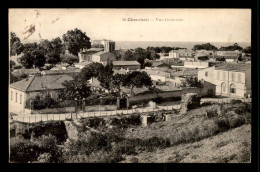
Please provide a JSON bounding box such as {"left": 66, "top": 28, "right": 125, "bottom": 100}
{"left": 24, "top": 75, "right": 36, "bottom": 92}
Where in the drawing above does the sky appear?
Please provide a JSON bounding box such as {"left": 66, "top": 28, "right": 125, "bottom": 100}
{"left": 9, "top": 9, "right": 251, "bottom": 43}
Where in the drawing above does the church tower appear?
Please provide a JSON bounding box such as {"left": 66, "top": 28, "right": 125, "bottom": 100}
{"left": 104, "top": 41, "right": 115, "bottom": 52}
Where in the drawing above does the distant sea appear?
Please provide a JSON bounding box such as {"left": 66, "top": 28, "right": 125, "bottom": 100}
{"left": 115, "top": 41, "right": 251, "bottom": 50}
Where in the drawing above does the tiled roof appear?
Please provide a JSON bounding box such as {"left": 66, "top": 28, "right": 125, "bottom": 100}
{"left": 10, "top": 75, "right": 35, "bottom": 92}
{"left": 113, "top": 61, "right": 140, "bottom": 66}
{"left": 215, "top": 63, "right": 251, "bottom": 72}
{"left": 10, "top": 74, "right": 74, "bottom": 92}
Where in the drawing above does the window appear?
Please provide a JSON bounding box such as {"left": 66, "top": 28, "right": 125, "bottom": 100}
{"left": 217, "top": 71, "right": 220, "bottom": 80}
{"left": 11, "top": 91, "right": 13, "bottom": 100}
{"left": 221, "top": 82, "right": 226, "bottom": 93}
{"left": 230, "top": 84, "right": 236, "bottom": 93}
{"left": 238, "top": 73, "right": 241, "bottom": 83}
{"left": 231, "top": 73, "right": 235, "bottom": 82}
{"left": 15, "top": 93, "right": 17, "bottom": 102}
{"left": 205, "top": 72, "right": 208, "bottom": 77}
{"left": 222, "top": 72, "right": 226, "bottom": 80}
{"left": 20, "top": 94, "right": 22, "bottom": 104}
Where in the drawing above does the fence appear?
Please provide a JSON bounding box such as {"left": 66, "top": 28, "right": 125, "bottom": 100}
{"left": 11, "top": 104, "right": 181, "bottom": 124}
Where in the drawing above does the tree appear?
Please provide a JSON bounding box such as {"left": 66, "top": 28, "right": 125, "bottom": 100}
{"left": 121, "top": 50, "right": 134, "bottom": 61}
{"left": 21, "top": 43, "right": 46, "bottom": 69}
{"left": 192, "top": 43, "right": 218, "bottom": 51}
{"left": 97, "top": 60, "right": 114, "bottom": 92}
{"left": 10, "top": 32, "right": 24, "bottom": 56}
{"left": 59, "top": 75, "right": 92, "bottom": 101}
{"left": 40, "top": 38, "right": 62, "bottom": 66}
{"left": 181, "top": 77, "right": 204, "bottom": 88}
{"left": 62, "top": 28, "right": 91, "bottom": 56}
{"left": 215, "top": 56, "right": 226, "bottom": 62}
{"left": 242, "top": 46, "right": 251, "bottom": 54}
{"left": 111, "top": 74, "right": 127, "bottom": 96}
{"left": 123, "top": 71, "right": 153, "bottom": 95}
{"left": 60, "top": 54, "right": 78, "bottom": 66}
{"left": 133, "top": 48, "right": 151, "bottom": 69}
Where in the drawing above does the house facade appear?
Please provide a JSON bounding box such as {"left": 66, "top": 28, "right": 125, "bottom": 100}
{"left": 214, "top": 63, "right": 251, "bottom": 98}
{"left": 9, "top": 74, "right": 74, "bottom": 114}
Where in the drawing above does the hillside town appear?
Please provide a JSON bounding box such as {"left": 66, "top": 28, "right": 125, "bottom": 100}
{"left": 9, "top": 9, "right": 252, "bottom": 164}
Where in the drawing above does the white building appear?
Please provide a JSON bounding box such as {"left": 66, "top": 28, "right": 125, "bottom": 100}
{"left": 198, "top": 63, "right": 251, "bottom": 98}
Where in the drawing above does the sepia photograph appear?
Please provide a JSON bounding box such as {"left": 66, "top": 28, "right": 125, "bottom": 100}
{"left": 8, "top": 8, "right": 252, "bottom": 163}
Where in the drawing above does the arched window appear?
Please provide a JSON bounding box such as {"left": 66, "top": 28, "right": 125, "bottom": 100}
{"left": 221, "top": 82, "right": 226, "bottom": 93}
{"left": 230, "top": 84, "right": 236, "bottom": 93}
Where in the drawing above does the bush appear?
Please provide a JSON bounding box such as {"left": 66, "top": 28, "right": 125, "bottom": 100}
{"left": 10, "top": 137, "right": 39, "bottom": 163}
{"left": 206, "top": 88, "right": 215, "bottom": 98}
{"left": 215, "top": 117, "right": 230, "bottom": 132}
{"left": 230, "top": 99, "right": 242, "bottom": 104}
{"left": 130, "top": 157, "right": 139, "bottom": 163}
{"left": 235, "top": 103, "right": 251, "bottom": 114}
{"left": 25, "top": 93, "right": 59, "bottom": 110}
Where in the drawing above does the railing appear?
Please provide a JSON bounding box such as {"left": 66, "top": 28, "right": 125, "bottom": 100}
{"left": 11, "top": 104, "right": 181, "bottom": 123}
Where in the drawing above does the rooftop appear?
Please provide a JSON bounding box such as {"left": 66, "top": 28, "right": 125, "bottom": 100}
{"left": 10, "top": 74, "right": 74, "bottom": 92}
{"left": 113, "top": 61, "right": 140, "bottom": 66}
{"left": 215, "top": 63, "right": 251, "bottom": 72}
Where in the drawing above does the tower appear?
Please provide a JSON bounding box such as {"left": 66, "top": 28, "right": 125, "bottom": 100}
{"left": 104, "top": 41, "right": 115, "bottom": 52}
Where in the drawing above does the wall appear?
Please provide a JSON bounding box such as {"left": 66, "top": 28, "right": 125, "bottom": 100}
{"left": 30, "top": 107, "right": 76, "bottom": 114}
{"left": 198, "top": 66, "right": 215, "bottom": 84}
{"left": 113, "top": 65, "right": 140, "bottom": 70}
{"left": 128, "top": 87, "right": 209, "bottom": 105}
{"left": 85, "top": 105, "right": 117, "bottom": 112}
{"left": 100, "top": 53, "right": 116, "bottom": 62}
{"left": 150, "top": 74, "right": 167, "bottom": 82}
{"left": 184, "top": 61, "right": 209, "bottom": 68}
{"left": 9, "top": 88, "right": 27, "bottom": 114}
{"left": 214, "top": 70, "right": 246, "bottom": 98}
{"left": 91, "top": 55, "right": 100, "bottom": 62}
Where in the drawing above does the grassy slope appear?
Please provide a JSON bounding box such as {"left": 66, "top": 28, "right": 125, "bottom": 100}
{"left": 122, "top": 124, "right": 251, "bottom": 163}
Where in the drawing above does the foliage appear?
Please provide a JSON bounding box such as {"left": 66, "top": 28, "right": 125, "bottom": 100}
{"left": 218, "top": 43, "right": 243, "bottom": 51}
{"left": 230, "top": 99, "right": 242, "bottom": 104}
{"left": 181, "top": 77, "right": 204, "bottom": 88}
{"left": 143, "top": 61, "right": 152, "bottom": 68}
{"left": 60, "top": 54, "right": 78, "bottom": 66}
{"left": 215, "top": 56, "right": 226, "bottom": 62}
{"left": 20, "top": 48, "right": 46, "bottom": 69}
{"left": 123, "top": 71, "right": 153, "bottom": 95}
{"left": 97, "top": 60, "right": 114, "bottom": 92}
{"left": 25, "top": 93, "right": 58, "bottom": 110}
{"left": 111, "top": 73, "right": 127, "bottom": 95}
{"left": 59, "top": 75, "right": 91, "bottom": 101}
{"left": 157, "top": 63, "right": 172, "bottom": 69}
{"left": 192, "top": 43, "right": 218, "bottom": 51}
{"left": 62, "top": 28, "right": 91, "bottom": 56}
{"left": 40, "top": 38, "right": 63, "bottom": 66}
{"left": 242, "top": 46, "right": 251, "bottom": 54}
{"left": 206, "top": 88, "right": 215, "bottom": 98}
{"left": 10, "top": 32, "right": 24, "bottom": 56}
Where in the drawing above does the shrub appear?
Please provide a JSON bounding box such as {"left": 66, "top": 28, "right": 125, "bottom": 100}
{"left": 235, "top": 103, "right": 251, "bottom": 114}
{"left": 10, "top": 137, "right": 39, "bottom": 163}
{"left": 215, "top": 117, "right": 230, "bottom": 132}
{"left": 130, "top": 157, "right": 139, "bottom": 163}
{"left": 206, "top": 109, "right": 218, "bottom": 118}
{"left": 230, "top": 99, "right": 242, "bottom": 104}
{"left": 206, "top": 88, "right": 215, "bottom": 98}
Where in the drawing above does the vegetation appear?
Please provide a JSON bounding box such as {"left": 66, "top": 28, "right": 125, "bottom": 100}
{"left": 25, "top": 92, "right": 59, "bottom": 110}
{"left": 215, "top": 56, "right": 226, "bottom": 62}
{"left": 10, "top": 32, "right": 24, "bottom": 56}
{"left": 62, "top": 28, "right": 91, "bottom": 56}
{"left": 218, "top": 43, "right": 243, "bottom": 51}
{"left": 180, "top": 76, "right": 204, "bottom": 88}
{"left": 192, "top": 43, "right": 218, "bottom": 51}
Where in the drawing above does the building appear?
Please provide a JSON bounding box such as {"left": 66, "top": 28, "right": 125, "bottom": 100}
{"left": 91, "top": 51, "right": 116, "bottom": 63}
{"left": 104, "top": 40, "right": 115, "bottom": 52}
{"left": 9, "top": 74, "right": 74, "bottom": 114}
{"left": 214, "top": 63, "right": 251, "bottom": 98}
{"left": 169, "top": 50, "right": 194, "bottom": 59}
{"left": 112, "top": 61, "right": 141, "bottom": 70}
{"left": 10, "top": 53, "right": 24, "bottom": 65}
{"left": 198, "top": 63, "right": 251, "bottom": 98}
{"left": 184, "top": 61, "right": 209, "bottom": 69}
{"left": 198, "top": 66, "right": 216, "bottom": 84}
{"left": 78, "top": 48, "right": 104, "bottom": 62}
